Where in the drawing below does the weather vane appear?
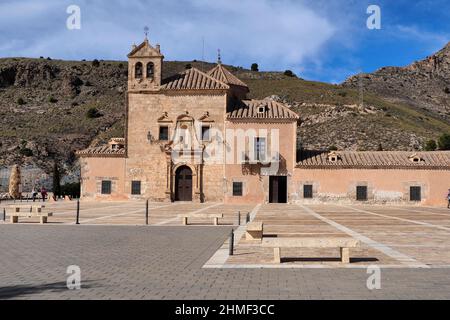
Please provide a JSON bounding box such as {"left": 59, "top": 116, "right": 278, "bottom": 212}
{"left": 144, "top": 26, "right": 149, "bottom": 39}
{"left": 217, "top": 49, "right": 222, "bottom": 64}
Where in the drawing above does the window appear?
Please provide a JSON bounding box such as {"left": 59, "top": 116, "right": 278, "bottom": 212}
{"left": 410, "top": 186, "right": 421, "bottom": 201}
{"left": 101, "top": 180, "right": 112, "bottom": 195}
{"left": 254, "top": 137, "right": 266, "bottom": 162}
{"left": 232, "top": 182, "right": 243, "bottom": 196}
{"left": 146, "top": 62, "right": 154, "bottom": 79}
{"left": 356, "top": 186, "right": 367, "bottom": 201}
{"left": 257, "top": 106, "right": 265, "bottom": 114}
{"left": 201, "top": 125, "right": 210, "bottom": 141}
{"left": 159, "top": 126, "right": 169, "bottom": 141}
{"left": 303, "top": 185, "right": 313, "bottom": 199}
{"left": 131, "top": 181, "right": 141, "bottom": 195}
{"left": 135, "top": 62, "right": 143, "bottom": 79}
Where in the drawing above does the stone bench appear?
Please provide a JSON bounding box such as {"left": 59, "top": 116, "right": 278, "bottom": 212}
{"left": 246, "top": 222, "right": 264, "bottom": 241}
{"left": 10, "top": 205, "right": 46, "bottom": 213}
{"left": 10, "top": 210, "right": 53, "bottom": 224}
{"left": 178, "top": 213, "right": 223, "bottom": 226}
{"left": 261, "top": 237, "right": 360, "bottom": 263}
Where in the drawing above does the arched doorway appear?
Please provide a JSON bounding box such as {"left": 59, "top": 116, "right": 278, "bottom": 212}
{"left": 175, "top": 166, "right": 193, "bottom": 201}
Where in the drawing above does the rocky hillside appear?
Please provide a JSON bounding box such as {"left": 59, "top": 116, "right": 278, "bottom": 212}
{"left": 1, "top": 45, "right": 450, "bottom": 185}
{"left": 343, "top": 42, "right": 450, "bottom": 119}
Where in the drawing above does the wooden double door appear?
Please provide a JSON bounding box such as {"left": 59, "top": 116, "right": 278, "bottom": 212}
{"left": 175, "top": 166, "right": 193, "bottom": 201}
{"left": 269, "top": 176, "right": 287, "bottom": 203}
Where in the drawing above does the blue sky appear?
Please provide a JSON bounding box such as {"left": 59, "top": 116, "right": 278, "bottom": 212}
{"left": 0, "top": 0, "right": 449, "bottom": 83}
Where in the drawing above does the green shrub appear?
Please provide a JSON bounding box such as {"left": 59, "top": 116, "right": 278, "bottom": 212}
{"left": 438, "top": 133, "right": 450, "bottom": 150}
{"left": 251, "top": 63, "right": 259, "bottom": 72}
{"left": 19, "top": 148, "right": 33, "bottom": 157}
{"left": 424, "top": 139, "right": 437, "bottom": 151}
{"left": 92, "top": 59, "right": 100, "bottom": 67}
{"left": 284, "top": 70, "right": 296, "bottom": 77}
{"left": 48, "top": 96, "right": 58, "bottom": 103}
{"left": 86, "top": 107, "right": 102, "bottom": 119}
{"left": 445, "top": 87, "right": 450, "bottom": 94}
{"left": 17, "top": 97, "right": 26, "bottom": 105}
{"left": 328, "top": 145, "right": 338, "bottom": 151}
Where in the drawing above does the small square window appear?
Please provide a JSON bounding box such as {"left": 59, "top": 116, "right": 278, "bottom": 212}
{"left": 201, "top": 126, "right": 210, "bottom": 141}
{"left": 232, "top": 182, "right": 243, "bottom": 196}
{"left": 159, "top": 126, "right": 169, "bottom": 141}
{"left": 356, "top": 186, "right": 367, "bottom": 201}
{"left": 410, "top": 186, "right": 421, "bottom": 201}
{"left": 303, "top": 185, "right": 313, "bottom": 199}
{"left": 101, "top": 181, "right": 112, "bottom": 195}
{"left": 131, "top": 181, "right": 141, "bottom": 195}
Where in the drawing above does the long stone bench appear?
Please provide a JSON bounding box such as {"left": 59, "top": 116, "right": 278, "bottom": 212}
{"left": 9, "top": 205, "right": 52, "bottom": 224}
{"left": 246, "top": 222, "right": 264, "bottom": 241}
{"left": 178, "top": 213, "right": 223, "bottom": 226}
{"left": 261, "top": 237, "right": 360, "bottom": 264}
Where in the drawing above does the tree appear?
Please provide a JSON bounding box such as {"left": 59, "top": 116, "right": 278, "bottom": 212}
{"left": 8, "top": 165, "right": 21, "bottom": 199}
{"left": 251, "top": 63, "right": 259, "bottom": 72}
{"left": 17, "top": 97, "right": 26, "bottom": 105}
{"left": 284, "top": 70, "right": 296, "bottom": 77}
{"left": 377, "top": 143, "right": 383, "bottom": 151}
{"left": 53, "top": 162, "right": 61, "bottom": 198}
{"left": 92, "top": 59, "right": 100, "bottom": 67}
{"left": 86, "top": 107, "right": 102, "bottom": 119}
{"left": 438, "top": 133, "right": 450, "bottom": 150}
{"left": 328, "top": 145, "right": 338, "bottom": 151}
{"left": 424, "top": 139, "right": 437, "bottom": 151}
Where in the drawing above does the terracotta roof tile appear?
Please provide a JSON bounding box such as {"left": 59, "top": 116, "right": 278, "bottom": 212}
{"left": 297, "top": 150, "right": 450, "bottom": 169}
{"left": 227, "top": 100, "right": 299, "bottom": 120}
{"left": 207, "top": 64, "right": 249, "bottom": 89}
{"left": 161, "top": 67, "right": 229, "bottom": 91}
{"left": 76, "top": 145, "right": 125, "bottom": 158}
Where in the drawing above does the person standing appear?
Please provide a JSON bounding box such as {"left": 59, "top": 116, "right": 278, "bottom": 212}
{"left": 31, "top": 187, "right": 38, "bottom": 202}
{"left": 41, "top": 187, "right": 47, "bottom": 202}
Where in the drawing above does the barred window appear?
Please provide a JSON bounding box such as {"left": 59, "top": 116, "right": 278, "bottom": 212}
{"left": 159, "top": 126, "right": 169, "bottom": 141}
{"left": 101, "top": 181, "right": 112, "bottom": 195}
{"left": 131, "top": 181, "right": 141, "bottom": 195}
{"left": 232, "top": 182, "right": 243, "bottom": 196}
{"left": 356, "top": 186, "right": 367, "bottom": 201}
{"left": 303, "top": 185, "right": 313, "bottom": 199}
{"left": 410, "top": 186, "right": 421, "bottom": 201}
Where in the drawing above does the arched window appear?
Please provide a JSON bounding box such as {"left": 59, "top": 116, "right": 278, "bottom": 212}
{"left": 147, "top": 62, "right": 154, "bottom": 79}
{"left": 135, "top": 62, "right": 143, "bottom": 79}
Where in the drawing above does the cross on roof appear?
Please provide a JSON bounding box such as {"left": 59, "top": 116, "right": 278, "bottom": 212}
{"left": 217, "top": 49, "right": 222, "bottom": 64}
{"left": 144, "top": 26, "right": 149, "bottom": 39}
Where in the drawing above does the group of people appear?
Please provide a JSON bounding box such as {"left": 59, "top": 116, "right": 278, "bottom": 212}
{"left": 31, "top": 187, "right": 48, "bottom": 202}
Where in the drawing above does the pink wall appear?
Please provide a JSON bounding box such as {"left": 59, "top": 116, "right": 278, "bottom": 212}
{"left": 293, "top": 168, "right": 450, "bottom": 206}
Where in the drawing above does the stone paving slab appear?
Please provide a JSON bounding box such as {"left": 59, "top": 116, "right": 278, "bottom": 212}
{"left": 1, "top": 224, "right": 450, "bottom": 299}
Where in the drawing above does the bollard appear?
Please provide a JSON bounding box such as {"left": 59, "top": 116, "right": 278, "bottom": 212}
{"left": 3, "top": 208, "right": 5, "bottom": 221}
{"left": 145, "top": 199, "right": 149, "bottom": 225}
{"left": 76, "top": 200, "right": 80, "bottom": 224}
{"left": 237, "top": 211, "right": 241, "bottom": 226}
{"left": 229, "top": 229, "right": 234, "bottom": 256}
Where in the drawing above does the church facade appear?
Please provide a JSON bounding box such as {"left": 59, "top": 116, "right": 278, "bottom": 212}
{"left": 77, "top": 38, "right": 450, "bottom": 206}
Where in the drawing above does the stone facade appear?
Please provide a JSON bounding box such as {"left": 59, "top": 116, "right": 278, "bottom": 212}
{"left": 77, "top": 37, "right": 450, "bottom": 206}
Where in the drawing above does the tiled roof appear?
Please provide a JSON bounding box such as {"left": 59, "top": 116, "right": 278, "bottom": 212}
{"left": 161, "top": 67, "right": 229, "bottom": 91}
{"left": 297, "top": 150, "right": 450, "bottom": 169}
{"left": 207, "top": 64, "right": 249, "bottom": 89}
{"left": 76, "top": 145, "right": 125, "bottom": 158}
{"left": 227, "top": 100, "right": 299, "bottom": 120}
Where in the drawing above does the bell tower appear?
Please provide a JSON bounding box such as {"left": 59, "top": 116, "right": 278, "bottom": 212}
{"left": 127, "top": 32, "right": 164, "bottom": 92}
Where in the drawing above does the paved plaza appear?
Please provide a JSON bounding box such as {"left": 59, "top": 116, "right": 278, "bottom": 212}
{"left": 1, "top": 200, "right": 450, "bottom": 299}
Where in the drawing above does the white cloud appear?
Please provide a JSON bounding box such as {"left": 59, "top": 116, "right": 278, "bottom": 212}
{"left": 0, "top": 0, "right": 337, "bottom": 71}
